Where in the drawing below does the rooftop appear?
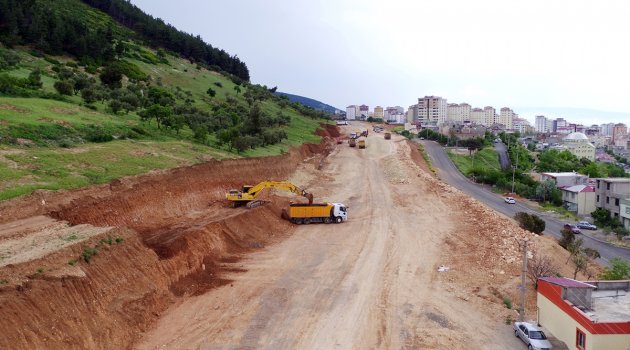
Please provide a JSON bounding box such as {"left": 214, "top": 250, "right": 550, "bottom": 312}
{"left": 539, "top": 277, "right": 595, "bottom": 289}
{"left": 562, "top": 185, "right": 595, "bottom": 193}
{"left": 597, "top": 178, "right": 630, "bottom": 183}
{"left": 564, "top": 132, "right": 589, "bottom": 141}
{"left": 587, "top": 288, "right": 630, "bottom": 323}
{"left": 542, "top": 172, "right": 585, "bottom": 178}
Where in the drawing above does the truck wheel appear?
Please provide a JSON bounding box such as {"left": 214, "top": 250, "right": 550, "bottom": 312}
{"left": 335, "top": 216, "right": 342, "bottom": 223}
{"left": 303, "top": 218, "right": 311, "bottom": 225}
{"left": 324, "top": 217, "right": 332, "bottom": 224}
{"left": 296, "top": 218, "right": 303, "bottom": 225}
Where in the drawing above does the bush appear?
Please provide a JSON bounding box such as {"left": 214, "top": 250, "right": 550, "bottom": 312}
{"left": 502, "top": 297, "right": 512, "bottom": 309}
{"left": 82, "top": 247, "right": 98, "bottom": 263}
{"left": 600, "top": 257, "right": 630, "bottom": 280}
{"left": 53, "top": 80, "right": 74, "bottom": 95}
{"left": 514, "top": 212, "right": 545, "bottom": 234}
{"left": 213, "top": 81, "right": 223, "bottom": 88}
{"left": 85, "top": 127, "right": 114, "bottom": 143}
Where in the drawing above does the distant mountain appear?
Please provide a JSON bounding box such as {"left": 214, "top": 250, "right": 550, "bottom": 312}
{"left": 276, "top": 92, "right": 341, "bottom": 114}
{"left": 517, "top": 107, "right": 629, "bottom": 126}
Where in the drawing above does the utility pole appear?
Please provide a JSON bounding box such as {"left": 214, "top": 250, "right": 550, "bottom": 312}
{"left": 519, "top": 240, "right": 528, "bottom": 322}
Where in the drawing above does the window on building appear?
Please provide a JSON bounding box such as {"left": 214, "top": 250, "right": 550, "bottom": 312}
{"left": 576, "top": 329, "right": 586, "bottom": 349}
{"left": 607, "top": 183, "right": 611, "bottom": 190}
{"left": 616, "top": 198, "right": 620, "bottom": 206}
{"left": 606, "top": 197, "right": 610, "bottom": 204}
{"left": 597, "top": 180, "right": 600, "bottom": 189}
{"left": 596, "top": 195, "right": 600, "bottom": 202}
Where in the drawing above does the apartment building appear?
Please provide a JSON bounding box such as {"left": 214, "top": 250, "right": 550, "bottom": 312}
{"left": 595, "top": 178, "right": 630, "bottom": 218}
{"left": 499, "top": 107, "right": 515, "bottom": 130}
{"left": 373, "top": 106, "right": 383, "bottom": 119}
{"left": 535, "top": 115, "right": 549, "bottom": 133}
{"left": 345, "top": 105, "right": 357, "bottom": 120}
{"left": 417, "top": 96, "right": 448, "bottom": 126}
{"left": 483, "top": 106, "right": 496, "bottom": 126}
{"left": 600, "top": 123, "right": 615, "bottom": 136}
{"left": 513, "top": 117, "right": 532, "bottom": 134}
{"left": 613, "top": 123, "right": 628, "bottom": 143}
{"left": 359, "top": 105, "right": 369, "bottom": 119}
{"left": 447, "top": 103, "right": 471, "bottom": 123}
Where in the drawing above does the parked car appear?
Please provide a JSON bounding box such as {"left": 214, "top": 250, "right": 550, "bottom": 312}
{"left": 504, "top": 197, "right": 516, "bottom": 204}
{"left": 514, "top": 322, "right": 553, "bottom": 350}
{"left": 577, "top": 221, "right": 597, "bottom": 230}
{"left": 563, "top": 223, "right": 581, "bottom": 234}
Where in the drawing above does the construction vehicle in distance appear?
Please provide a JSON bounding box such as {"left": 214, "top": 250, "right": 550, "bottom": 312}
{"left": 358, "top": 139, "right": 366, "bottom": 149}
{"left": 384, "top": 132, "right": 391, "bottom": 140}
{"left": 283, "top": 203, "right": 348, "bottom": 224}
{"left": 226, "top": 181, "right": 313, "bottom": 208}
{"left": 349, "top": 138, "right": 356, "bottom": 147}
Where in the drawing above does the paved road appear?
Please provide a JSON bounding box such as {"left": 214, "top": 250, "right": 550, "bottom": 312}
{"left": 421, "top": 140, "right": 630, "bottom": 266}
{"left": 494, "top": 141, "right": 511, "bottom": 170}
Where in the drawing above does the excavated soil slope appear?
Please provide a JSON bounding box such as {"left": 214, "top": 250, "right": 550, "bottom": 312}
{"left": 0, "top": 125, "right": 337, "bottom": 349}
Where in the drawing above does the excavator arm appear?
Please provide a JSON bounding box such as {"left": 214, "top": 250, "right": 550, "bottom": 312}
{"left": 226, "top": 181, "right": 313, "bottom": 206}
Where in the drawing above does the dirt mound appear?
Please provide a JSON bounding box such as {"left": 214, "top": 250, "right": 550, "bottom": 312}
{"left": 0, "top": 134, "right": 335, "bottom": 349}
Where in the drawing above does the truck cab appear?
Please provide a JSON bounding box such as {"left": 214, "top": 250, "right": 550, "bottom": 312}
{"left": 332, "top": 203, "right": 348, "bottom": 222}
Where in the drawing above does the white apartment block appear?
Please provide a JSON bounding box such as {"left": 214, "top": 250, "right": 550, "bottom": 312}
{"left": 484, "top": 106, "right": 496, "bottom": 126}
{"left": 346, "top": 105, "right": 357, "bottom": 120}
{"left": 359, "top": 105, "right": 369, "bottom": 119}
{"left": 470, "top": 108, "right": 485, "bottom": 125}
{"left": 600, "top": 123, "right": 615, "bottom": 136}
{"left": 535, "top": 115, "right": 549, "bottom": 133}
{"left": 513, "top": 117, "right": 532, "bottom": 134}
{"left": 447, "top": 103, "right": 471, "bottom": 123}
{"left": 417, "top": 96, "right": 448, "bottom": 126}
{"left": 499, "top": 107, "right": 515, "bottom": 130}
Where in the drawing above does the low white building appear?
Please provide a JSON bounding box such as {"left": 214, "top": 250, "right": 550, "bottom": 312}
{"left": 561, "top": 185, "right": 596, "bottom": 216}
{"left": 540, "top": 172, "right": 589, "bottom": 188}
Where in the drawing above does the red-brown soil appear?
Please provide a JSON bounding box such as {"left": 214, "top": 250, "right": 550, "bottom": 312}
{"left": 0, "top": 125, "right": 337, "bottom": 349}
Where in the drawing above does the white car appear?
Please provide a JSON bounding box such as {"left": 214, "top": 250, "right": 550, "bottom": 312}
{"left": 514, "top": 322, "right": 553, "bottom": 350}
{"left": 504, "top": 197, "right": 516, "bottom": 204}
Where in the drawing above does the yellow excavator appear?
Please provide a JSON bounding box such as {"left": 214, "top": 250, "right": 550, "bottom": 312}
{"left": 226, "top": 181, "right": 314, "bottom": 208}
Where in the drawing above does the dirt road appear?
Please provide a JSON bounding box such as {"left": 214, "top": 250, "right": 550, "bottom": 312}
{"left": 136, "top": 126, "right": 524, "bottom": 349}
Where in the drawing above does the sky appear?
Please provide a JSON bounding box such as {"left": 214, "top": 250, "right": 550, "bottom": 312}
{"left": 129, "top": 0, "right": 630, "bottom": 125}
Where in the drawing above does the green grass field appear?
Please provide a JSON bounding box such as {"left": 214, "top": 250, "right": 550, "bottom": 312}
{"left": 448, "top": 147, "right": 501, "bottom": 175}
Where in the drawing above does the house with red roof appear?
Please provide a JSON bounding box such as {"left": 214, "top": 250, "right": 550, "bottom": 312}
{"left": 537, "top": 277, "right": 630, "bottom": 350}
{"left": 560, "top": 185, "right": 596, "bottom": 216}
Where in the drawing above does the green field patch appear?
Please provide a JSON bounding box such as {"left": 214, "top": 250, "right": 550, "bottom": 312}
{"left": 447, "top": 147, "right": 501, "bottom": 175}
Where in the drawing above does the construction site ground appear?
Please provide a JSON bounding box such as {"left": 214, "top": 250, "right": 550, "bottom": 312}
{"left": 0, "top": 123, "right": 584, "bottom": 349}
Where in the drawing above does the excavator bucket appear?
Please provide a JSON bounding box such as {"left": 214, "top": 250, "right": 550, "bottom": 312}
{"left": 305, "top": 192, "right": 314, "bottom": 205}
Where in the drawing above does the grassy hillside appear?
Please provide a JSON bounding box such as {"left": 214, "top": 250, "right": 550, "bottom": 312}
{"left": 0, "top": 46, "right": 329, "bottom": 200}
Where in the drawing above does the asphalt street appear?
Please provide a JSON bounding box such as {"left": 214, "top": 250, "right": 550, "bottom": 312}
{"left": 493, "top": 141, "right": 511, "bottom": 170}
{"left": 420, "top": 140, "right": 630, "bottom": 266}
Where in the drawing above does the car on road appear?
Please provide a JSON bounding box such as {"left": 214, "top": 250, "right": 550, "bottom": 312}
{"left": 504, "top": 197, "right": 516, "bottom": 204}
{"left": 563, "top": 223, "right": 581, "bottom": 234}
{"left": 514, "top": 322, "right": 553, "bottom": 350}
{"left": 577, "top": 221, "right": 597, "bottom": 230}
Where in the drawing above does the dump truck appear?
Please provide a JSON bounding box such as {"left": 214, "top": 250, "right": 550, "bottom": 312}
{"left": 226, "top": 181, "right": 313, "bottom": 208}
{"left": 358, "top": 139, "right": 366, "bottom": 149}
{"left": 283, "top": 202, "right": 348, "bottom": 224}
{"left": 349, "top": 138, "right": 356, "bottom": 147}
{"left": 384, "top": 132, "right": 391, "bottom": 140}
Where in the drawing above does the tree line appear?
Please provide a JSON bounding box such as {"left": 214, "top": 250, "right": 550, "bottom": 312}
{"left": 80, "top": 0, "right": 249, "bottom": 81}
{"left": 0, "top": 0, "right": 249, "bottom": 81}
